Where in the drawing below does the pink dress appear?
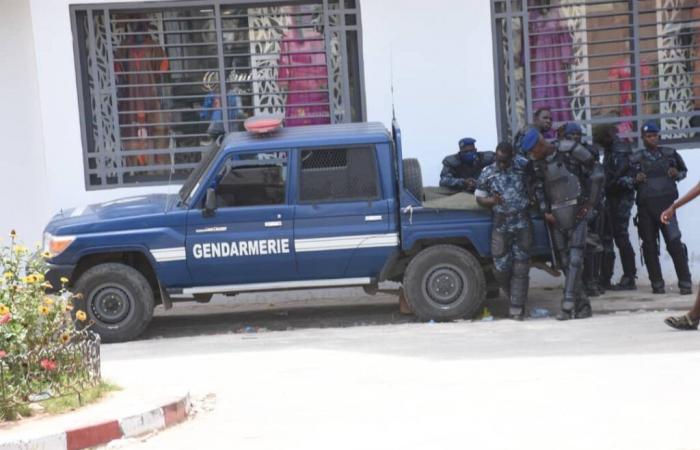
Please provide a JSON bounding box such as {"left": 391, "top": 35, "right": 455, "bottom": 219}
{"left": 278, "top": 28, "right": 331, "bottom": 127}
{"left": 528, "top": 7, "right": 573, "bottom": 125}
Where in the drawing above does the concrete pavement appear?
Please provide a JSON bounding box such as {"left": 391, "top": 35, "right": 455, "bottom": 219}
{"left": 99, "top": 287, "right": 700, "bottom": 450}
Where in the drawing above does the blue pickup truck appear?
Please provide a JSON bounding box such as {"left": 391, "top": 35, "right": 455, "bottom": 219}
{"left": 43, "top": 121, "right": 551, "bottom": 342}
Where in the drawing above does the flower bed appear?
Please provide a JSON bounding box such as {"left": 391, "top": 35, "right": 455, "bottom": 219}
{"left": 0, "top": 231, "right": 101, "bottom": 420}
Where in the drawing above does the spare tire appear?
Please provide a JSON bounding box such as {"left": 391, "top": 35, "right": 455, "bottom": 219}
{"left": 403, "top": 158, "right": 424, "bottom": 201}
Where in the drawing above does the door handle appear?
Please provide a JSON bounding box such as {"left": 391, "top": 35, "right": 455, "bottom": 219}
{"left": 265, "top": 221, "right": 283, "bottom": 228}
{"left": 365, "top": 215, "right": 383, "bottom": 222}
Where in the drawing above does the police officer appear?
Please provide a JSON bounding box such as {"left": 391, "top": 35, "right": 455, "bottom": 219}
{"left": 525, "top": 128, "right": 605, "bottom": 320}
{"left": 514, "top": 107, "right": 554, "bottom": 156}
{"left": 440, "top": 137, "right": 495, "bottom": 193}
{"left": 631, "top": 122, "right": 692, "bottom": 295}
{"left": 564, "top": 123, "right": 606, "bottom": 297}
{"left": 593, "top": 123, "right": 637, "bottom": 291}
{"left": 475, "top": 142, "right": 533, "bottom": 320}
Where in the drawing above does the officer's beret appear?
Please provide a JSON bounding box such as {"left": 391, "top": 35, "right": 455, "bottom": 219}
{"left": 520, "top": 128, "right": 541, "bottom": 153}
{"left": 458, "top": 137, "right": 476, "bottom": 148}
{"left": 564, "top": 122, "right": 582, "bottom": 135}
{"left": 642, "top": 122, "right": 660, "bottom": 134}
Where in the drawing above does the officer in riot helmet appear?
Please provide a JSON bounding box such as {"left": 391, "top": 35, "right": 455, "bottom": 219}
{"left": 631, "top": 122, "right": 692, "bottom": 295}
{"left": 594, "top": 123, "right": 637, "bottom": 291}
{"left": 440, "top": 137, "right": 495, "bottom": 193}
{"left": 564, "top": 123, "right": 606, "bottom": 297}
{"left": 475, "top": 142, "right": 533, "bottom": 320}
{"left": 525, "top": 128, "right": 605, "bottom": 320}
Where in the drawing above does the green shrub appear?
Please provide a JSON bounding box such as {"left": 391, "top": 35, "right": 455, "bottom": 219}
{"left": 0, "top": 230, "right": 99, "bottom": 420}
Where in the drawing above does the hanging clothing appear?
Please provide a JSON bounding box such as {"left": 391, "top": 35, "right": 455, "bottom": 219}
{"left": 528, "top": 6, "right": 573, "bottom": 126}
{"left": 114, "top": 32, "right": 170, "bottom": 166}
{"left": 608, "top": 58, "right": 652, "bottom": 140}
{"left": 278, "top": 27, "right": 331, "bottom": 127}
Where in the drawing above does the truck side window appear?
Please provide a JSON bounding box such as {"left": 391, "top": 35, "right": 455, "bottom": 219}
{"left": 215, "top": 151, "right": 288, "bottom": 207}
{"left": 299, "top": 146, "right": 379, "bottom": 203}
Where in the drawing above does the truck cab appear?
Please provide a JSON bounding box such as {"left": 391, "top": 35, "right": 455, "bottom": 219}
{"left": 44, "top": 120, "right": 552, "bottom": 342}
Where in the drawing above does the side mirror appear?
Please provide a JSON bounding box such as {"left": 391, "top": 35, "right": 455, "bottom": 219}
{"left": 204, "top": 188, "right": 217, "bottom": 217}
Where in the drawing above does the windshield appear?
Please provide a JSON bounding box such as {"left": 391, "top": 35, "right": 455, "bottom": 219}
{"left": 178, "top": 141, "right": 222, "bottom": 205}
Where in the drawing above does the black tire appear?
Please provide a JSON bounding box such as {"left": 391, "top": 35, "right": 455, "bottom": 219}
{"left": 73, "top": 263, "right": 154, "bottom": 343}
{"left": 403, "top": 245, "right": 485, "bottom": 321}
{"left": 403, "top": 158, "right": 424, "bottom": 201}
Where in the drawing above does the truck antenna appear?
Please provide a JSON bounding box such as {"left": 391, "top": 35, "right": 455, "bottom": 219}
{"left": 390, "top": 49, "right": 396, "bottom": 121}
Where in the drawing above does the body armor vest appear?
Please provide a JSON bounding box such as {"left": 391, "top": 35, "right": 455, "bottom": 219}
{"left": 542, "top": 142, "right": 587, "bottom": 230}
{"left": 637, "top": 147, "right": 678, "bottom": 200}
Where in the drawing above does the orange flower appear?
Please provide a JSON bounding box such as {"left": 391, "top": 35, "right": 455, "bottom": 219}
{"left": 38, "top": 305, "right": 50, "bottom": 315}
{"left": 76, "top": 310, "right": 87, "bottom": 322}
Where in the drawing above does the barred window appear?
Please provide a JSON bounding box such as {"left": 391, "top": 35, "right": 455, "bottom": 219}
{"left": 299, "top": 146, "right": 379, "bottom": 202}
{"left": 71, "top": 1, "right": 364, "bottom": 189}
{"left": 492, "top": 0, "right": 700, "bottom": 147}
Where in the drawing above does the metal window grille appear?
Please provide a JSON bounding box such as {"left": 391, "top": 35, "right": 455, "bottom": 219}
{"left": 71, "top": 0, "right": 365, "bottom": 190}
{"left": 492, "top": 0, "right": 700, "bottom": 148}
{"left": 299, "top": 146, "right": 378, "bottom": 202}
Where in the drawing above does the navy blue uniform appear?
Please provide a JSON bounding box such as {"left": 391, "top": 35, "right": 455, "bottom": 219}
{"left": 631, "top": 146, "right": 691, "bottom": 293}
{"left": 440, "top": 152, "right": 495, "bottom": 192}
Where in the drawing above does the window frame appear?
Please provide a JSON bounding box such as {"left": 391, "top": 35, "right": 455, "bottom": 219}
{"left": 296, "top": 144, "right": 382, "bottom": 204}
{"left": 210, "top": 150, "right": 290, "bottom": 209}
{"left": 491, "top": 0, "right": 700, "bottom": 149}
{"left": 70, "top": 0, "right": 366, "bottom": 191}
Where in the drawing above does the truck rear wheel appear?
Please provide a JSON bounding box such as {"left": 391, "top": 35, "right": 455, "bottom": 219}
{"left": 403, "top": 245, "right": 485, "bottom": 321}
{"left": 73, "top": 263, "right": 154, "bottom": 343}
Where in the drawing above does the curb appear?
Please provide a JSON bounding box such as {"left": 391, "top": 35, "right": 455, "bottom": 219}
{"left": 0, "top": 394, "right": 191, "bottom": 450}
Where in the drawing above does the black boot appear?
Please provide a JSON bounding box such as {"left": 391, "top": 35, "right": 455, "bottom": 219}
{"left": 611, "top": 275, "right": 636, "bottom": 291}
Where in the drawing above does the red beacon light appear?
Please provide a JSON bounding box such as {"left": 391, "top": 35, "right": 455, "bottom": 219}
{"left": 244, "top": 115, "right": 284, "bottom": 135}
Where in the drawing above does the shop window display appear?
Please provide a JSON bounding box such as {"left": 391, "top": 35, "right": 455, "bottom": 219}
{"left": 493, "top": 0, "right": 700, "bottom": 147}
{"left": 72, "top": 1, "right": 363, "bottom": 188}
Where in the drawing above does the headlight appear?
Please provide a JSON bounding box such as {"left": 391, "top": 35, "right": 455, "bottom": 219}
{"left": 43, "top": 233, "right": 76, "bottom": 257}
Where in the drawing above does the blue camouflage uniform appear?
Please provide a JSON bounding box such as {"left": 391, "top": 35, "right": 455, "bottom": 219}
{"left": 475, "top": 155, "right": 532, "bottom": 315}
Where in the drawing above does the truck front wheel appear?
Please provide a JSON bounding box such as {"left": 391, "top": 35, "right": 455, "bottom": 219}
{"left": 73, "top": 263, "right": 154, "bottom": 343}
{"left": 403, "top": 245, "right": 485, "bottom": 321}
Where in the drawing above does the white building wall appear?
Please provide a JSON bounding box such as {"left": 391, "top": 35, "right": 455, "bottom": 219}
{"left": 2, "top": 0, "right": 698, "bottom": 286}
{"left": 0, "top": 0, "right": 51, "bottom": 245}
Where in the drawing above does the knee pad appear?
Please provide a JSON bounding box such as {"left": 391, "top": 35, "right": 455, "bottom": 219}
{"left": 513, "top": 260, "right": 530, "bottom": 277}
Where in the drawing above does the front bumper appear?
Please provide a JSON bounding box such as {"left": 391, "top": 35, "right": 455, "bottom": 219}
{"left": 45, "top": 263, "right": 76, "bottom": 292}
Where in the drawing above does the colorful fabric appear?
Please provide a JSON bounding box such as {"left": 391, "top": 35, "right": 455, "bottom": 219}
{"left": 528, "top": 7, "right": 573, "bottom": 125}
{"left": 278, "top": 28, "right": 330, "bottom": 127}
